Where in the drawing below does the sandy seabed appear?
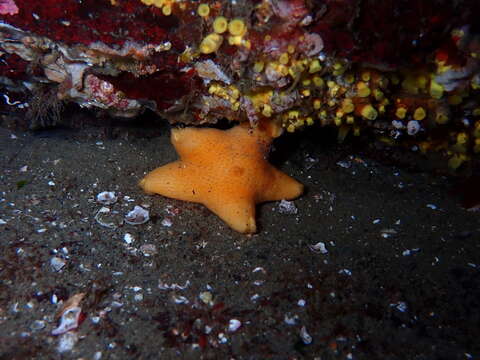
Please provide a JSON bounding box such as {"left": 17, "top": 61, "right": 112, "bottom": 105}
{"left": 0, "top": 118, "right": 479, "bottom": 360}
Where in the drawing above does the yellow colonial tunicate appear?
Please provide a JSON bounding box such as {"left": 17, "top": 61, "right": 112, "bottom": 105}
{"left": 396, "top": 107, "right": 407, "bottom": 119}
{"left": 344, "top": 73, "right": 355, "bottom": 83}
{"left": 429, "top": 79, "right": 444, "bottom": 99}
{"left": 301, "top": 89, "right": 311, "bottom": 97}
{"left": 228, "top": 35, "right": 243, "bottom": 46}
{"left": 199, "top": 33, "right": 223, "bottom": 54}
{"left": 474, "top": 121, "right": 480, "bottom": 138}
{"left": 152, "top": 0, "right": 165, "bottom": 7}
{"left": 262, "top": 104, "right": 272, "bottom": 117}
{"left": 309, "top": 59, "right": 322, "bottom": 74}
{"left": 360, "top": 104, "right": 378, "bottom": 120}
{"left": 253, "top": 61, "right": 264, "bottom": 73}
{"left": 373, "top": 89, "right": 384, "bottom": 101}
{"left": 213, "top": 16, "right": 228, "bottom": 34}
{"left": 474, "top": 139, "right": 480, "bottom": 153}
{"left": 413, "top": 107, "right": 426, "bottom": 121}
{"left": 313, "top": 99, "right": 321, "bottom": 109}
{"left": 361, "top": 71, "right": 371, "bottom": 82}
{"left": 341, "top": 98, "right": 354, "bottom": 113}
{"left": 162, "top": 3, "right": 172, "bottom": 16}
{"left": 279, "top": 53, "right": 289, "bottom": 65}
{"left": 435, "top": 111, "right": 449, "bottom": 124}
{"left": 197, "top": 3, "right": 210, "bottom": 17}
{"left": 332, "top": 62, "right": 345, "bottom": 76}
{"left": 312, "top": 76, "right": 324, "bottom": 87}
{"left": 448, "top": 154, "right": 468, "bottom": 170}
{"left": 356, "top": 81, "right": 371, "bottom": 98}
{"left": 457, "top": 132, "right": 468, "bottom": 145}
{"left": 228, "top": 18, "right": 246, "bottom": 36}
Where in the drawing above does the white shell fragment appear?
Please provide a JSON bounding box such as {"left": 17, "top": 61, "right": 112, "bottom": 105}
{"left": 300, "top": 326, "right": 312, "bottom": 344}
{"left": 390, "top": 301, "right": 408, "bottom": 313}
{"left": 124, "top": 205, "right": 150, "bottom": 225}
{"left": 228, "top": 319, "right": 241, "bottom": 332}
{"left": 407, "top": 120, "right": 421, "bottom": 135}
{"left": 278, "top": 199, "right": 298, "bottom": 214}
{"left": 308, "top": 241, "right": 328, "bottom": 254}
{"left": 338, "top": 269, "right": 352, "bottom": 276}
{"left": 158, "top": 280, "right": 191, "bottom": 291}
{"left": 95, "top": 207, "right": 117, "bottom": 229}
{"left": 123, "top": 233, "right": 134, "bottom": 244}
{"left": 50, "top": 257, "right": 66, "bottom": 272}
{"left": 172, "top": 295, "right": 189, "bottom": 304}
{"left": 96, "top": 191, "right": 118, "bottom": 205}
{"left": 140, "top": 244, "right": 157, "bottom": 256}
{"left": 402, "top": 248, "right": 420, "bottom": 256}
{"left": 284, "top": 313, "right": 299, "bottom": 325}
{"left": 199, "top": 291, "right": 213, "bottom": 305}
{"left": 52, "top": 307, "right": 82, "bottom": 335}
{"left": 57, "top": 332, "right": 79, "bottom": 353}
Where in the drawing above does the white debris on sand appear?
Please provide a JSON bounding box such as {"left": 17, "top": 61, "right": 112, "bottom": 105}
{"left": 96, "top": 191, "right": 118, "bottom": 205}
{"left": 124, "top": 205, "right": 150, "bottom": 225}
{"left": 277, "top": 200, "right": 298, "bottom": 214}
{"left": 308, "top": 241, "right": 328, "bottom": 254}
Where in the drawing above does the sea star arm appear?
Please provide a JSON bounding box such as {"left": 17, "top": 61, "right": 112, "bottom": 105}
{"left": 139, "top": 161, "right": 203, "bottom": 203}
{"left": 257, "top": 166, "right": 304, "bottom": 203}
{"left": 204, "top": 197, "right": 257, "bottom": 233}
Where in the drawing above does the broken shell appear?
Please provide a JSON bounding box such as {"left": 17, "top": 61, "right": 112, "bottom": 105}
{"left": 50, "top": 257, "right": 66, "bottom": 272}
{"left": 407, "top": 120, "right": 421, "bottom": 135}
{"left": 94, "top": 207, "right": 117, "bottom": 229}
{"left": 123, "top": 233, "right": 134, "bottom": 244}
{"left": 52, "top": 307, "right": 82, "bottom": 335}
{"left": 199, "top": 291, "right": 213, "bottom": 305}
{"left": 278, "top": 199, "right": 298, "bottom": 214}
{"left": 308, "top": 241, "right": 328, "bottom": 254}
{"left": 228, "top": 319, "right": 241, "bottom": 332}
{"left": 158, "top": 280, "right": 191, "bottom": 290}
{"left": 57, "top": 332, "right": 79, "bottom": 353}
{"left": 124, "top": 205, "right": 149, "bottom": 225}
{"left": 300, "top": 326, "right": 312, "bottom": 344}
{"left": 139, "top": 244, "right": 157, "bottom": 256}
{"left": 172, "top": 295, "right": 189, "bottom": 304}
{"left": 96, "top": 191, "right": 118, "bottom": 205}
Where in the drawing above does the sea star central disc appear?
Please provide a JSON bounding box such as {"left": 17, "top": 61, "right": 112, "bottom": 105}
{"left": 139, "top": 124, "right": 303, "bottom": 233}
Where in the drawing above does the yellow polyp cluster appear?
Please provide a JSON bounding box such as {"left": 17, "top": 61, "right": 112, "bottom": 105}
{"left": 341, "top": 98, "right": 354, "bottom": 114}
{"left": 228, "top": 19, "right": 247, "bottom": 36}
{"left": 180, "top": 17, "right": 478, "bottom": 171}
{"left": 430, "top": 79, "right": 444, "bottom": 99}
{"left": 359, "top": 104, "right": 378, "bottom": 120}
{"left": 281, "top": 109, "right": 313, "bottom": 133}
{"left": 253, "top": 61, "right": 264, "bottom": 73}
{"left": 208, "top": 83, "right": 241, "bottom": 110}
{"left": 197, "top": 3, "right": 210, "bottom": 18}
{"left": 140, "top": 0, "right": 174, "bottom": 15}
{"left": 356, "top": 81, "right": 371, "bottom": 97}
{"left": 435, "top": 108, "right": 449, "bottom": 124}
{"left": 198, "top": 14, "right": 249, "bottom": 54}
{"left": 213, "top": 16, "right": 228, "bottom": 34}
{"left": 199, "top": 33, "right": 223, "bottom": 54}
{"left": 413, "top": 107, "right": 426, "bottom": 121}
